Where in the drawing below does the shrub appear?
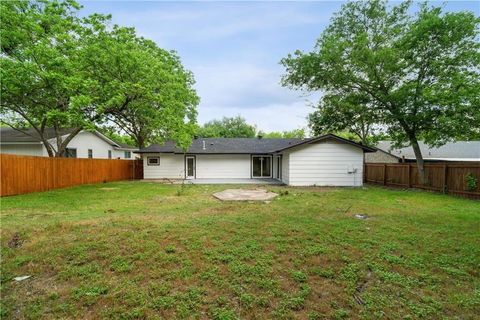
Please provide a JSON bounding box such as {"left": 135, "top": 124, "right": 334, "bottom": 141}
{"left": 464, "top": 173, "right": 478, "bottom": 191}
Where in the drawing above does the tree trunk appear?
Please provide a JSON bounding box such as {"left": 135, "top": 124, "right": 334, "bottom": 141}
{"left": 43, "top": 142, "right": 54, "bottom": 157}
{"left": 137, "top": 136, "right": 145, "bottom": 149}
{"left": 410, "top": 138, "right": 427, "bottom": 185}
{"left": 55, "top": 127, "right": 83, "bottom": 157}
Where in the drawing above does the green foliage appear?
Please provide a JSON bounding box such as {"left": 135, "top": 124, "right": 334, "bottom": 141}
{"left": 98, "top": 128, "right": 136, "bottom": 147}
{"left": 281, "top": 0, "right": 480, "bottom": 180}
{"left": 110, "top": 256, "right": 133, "bottom": 273}
{"left": 291, "top": 270, "right": 308, "bottom": 283}
{"left": 308, "top": 95, "right": 384, "bottom": 145}
{"left": 260, "top": 128, "right": 306, "bottom": 139}
{"left": 464, "top": 173, "right": 478, "bottom": 191}
{"left": 197, "top": 116, "right": 256, "bottom": 138}
{"left": 0, "top": 0, "right": 198, "bottom": 154}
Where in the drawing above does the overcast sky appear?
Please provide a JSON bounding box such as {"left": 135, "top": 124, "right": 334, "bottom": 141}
{"left": 79, "top": 1, "right": 479, "bottom": 133}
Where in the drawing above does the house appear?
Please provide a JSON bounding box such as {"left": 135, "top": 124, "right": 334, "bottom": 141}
{"left": 136, "top": 134, "right": 375, "bottom": 186}
{"left": 0, "top": 127, "right": 137, "bottom": 159}
{"left": 365, "top": 141, "right": 480, "bottom": 163}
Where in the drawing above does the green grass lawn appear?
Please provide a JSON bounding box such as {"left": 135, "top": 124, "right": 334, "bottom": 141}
{"left": 1, "top": 182, "right": 479, "bottom": 319}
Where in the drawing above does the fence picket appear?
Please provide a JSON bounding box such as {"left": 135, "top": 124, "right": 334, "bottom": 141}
{"left": 364, "top": 162, "right": 480, "bottom": 199}
{"left": 0, "top": 154, "right": 143, "bottom": 196}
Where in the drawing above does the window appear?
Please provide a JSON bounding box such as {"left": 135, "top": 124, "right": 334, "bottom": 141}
{"left": 124, "top": 151, "right": 131, "bottom": 159}
{"left": 88, "top": 149, "right": 93, "bottom": 158}
{"left": 147, "top": 157, "right": 160, "bottom": 166}
{"left": 108, "top": 150, "right": 112, "bottom": 159}
{"left": 66, "top": 148, "right": 77, "bottom": 158}
{"left": 252, "top": 156, "right": 272, "bottom": 178}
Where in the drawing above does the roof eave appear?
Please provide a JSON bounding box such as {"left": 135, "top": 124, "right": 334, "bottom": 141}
{"left": 274, "top": 134, "right": 376, "bottom": 153}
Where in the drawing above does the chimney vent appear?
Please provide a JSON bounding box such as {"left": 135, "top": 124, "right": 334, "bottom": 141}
{"left": 202, "top": 140, "right": 206, "bottom": 150}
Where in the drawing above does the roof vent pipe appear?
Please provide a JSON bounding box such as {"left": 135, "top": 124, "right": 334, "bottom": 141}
{"left": 202, "top": 140, "right": 206, "bottom": 150}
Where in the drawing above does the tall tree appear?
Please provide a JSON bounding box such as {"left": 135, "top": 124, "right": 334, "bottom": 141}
{"left": 308, "top": 94, "right": 382, "bottom": 145}
{"left": 0, "top": 0, "right": 94, "bottom": 157}
{"left": 281, "top": 0, "right": 480, "bottom": 183}
{"left": 80, "top": 20, "right": 199, "bottom": 149}
{"left": 1, "top": 0, "right": 199, "bottom": 155}
{"left": 197, "top": 116, "right": 257, "bottom": 138}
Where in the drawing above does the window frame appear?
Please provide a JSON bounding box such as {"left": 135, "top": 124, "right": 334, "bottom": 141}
{"left": 108, "top": 150, "right": 112, "bottom": 159}
{"left": 88, "top": 149, "right": 93, "bottom": 159}
{"left": 251, "top": 155, "right": 272, "bottom": 178}
{"left": 147, "top": 156, "right": 160, "bottom": 166}
{"left": 66, "top": 148, "right": 77, "bottom": 158}
{"left": 124, "top": 151, "right": 131, "bottom": 159}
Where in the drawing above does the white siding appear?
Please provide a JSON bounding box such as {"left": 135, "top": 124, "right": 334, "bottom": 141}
{"left": 52, "top": 131, "right": 116, "bottom": 159}
{"left": 0, "top": 144, "right": 44, "bottom": 156}
{"left": 281, "top": 153, "right": 290, "bottom": 184}
{"left": 287, "top": 141, "right": 364, "bottom": 186}
{"left": 143, "top": 153, "right": 184, "bottom": 179}
{"left": 196, "top": 154, "right": 251, "bottom": 179}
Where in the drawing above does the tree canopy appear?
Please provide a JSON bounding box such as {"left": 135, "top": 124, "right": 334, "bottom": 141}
{"left": 0, "top": 0, "right": 198, "bottom": 155}
{"left": 281, "top": 0, "right": 480, "bottom": 182}
{"left": 259, "top": 129, "right": 306, "bottom": 139}
{"left": 196, "top": 116, "right": 306, "bottom": 139}
{"left": 196, "top": 116, "right": 257, "bottom": 138}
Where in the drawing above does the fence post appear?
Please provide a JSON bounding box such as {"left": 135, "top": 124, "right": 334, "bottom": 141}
{"left": 407, "top": 164, "right": 411, "bottom": 188}
{"left": 443, "top": 164, "right": 448, "bottom": 194}
{"left": 363, "top": 163, "right": 366, "bottom": 183}
{"left": 383, "top": 164, "right": 387, "bottom": 185}
{"left": 132, "top": 160, "right": 135, "bottom": 180}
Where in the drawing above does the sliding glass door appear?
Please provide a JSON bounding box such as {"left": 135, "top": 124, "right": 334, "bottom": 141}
{"left": 252, "top": 156, "right": 272, "bottom": 178}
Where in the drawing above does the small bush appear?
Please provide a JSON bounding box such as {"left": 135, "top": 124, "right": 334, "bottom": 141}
{"left": 165, "top": 244, "right": 176, "bottom": 254}
{"left": 110, "top": 257, "right": 133, "bottom": 273}
{"left": 291, "top": 270, "right": 308, "bottom": 283}
{"left": 464, "top": 172, "right": 478, "bottom": 191}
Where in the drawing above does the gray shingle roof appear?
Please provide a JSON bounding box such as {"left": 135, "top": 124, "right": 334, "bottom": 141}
{"left": 115, "top": 141, "right": 138, "bottom": 149}
{"left": 138, "top": 138, "right": 304, "bottom": 154}
{"left": 137, "top": 134, "right": 375, "bottom": 154}
{"left": 0, "top": 127, "right": 137, "bottom": 149}
{"left": 376, "top": 141, "right": 480, "bottom": 161}
{"left": 0, "top": 127, "right": 76, "bottom": 142}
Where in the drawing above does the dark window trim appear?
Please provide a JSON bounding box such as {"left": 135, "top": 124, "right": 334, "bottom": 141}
{"left": 147, "top": 156, "right": 160, "bottom": 166}
{"left": 66, "top": 148, "right": 77, "bottom": 158}
{"left": 88, "top": 149, "right": 93, "bottom": 159}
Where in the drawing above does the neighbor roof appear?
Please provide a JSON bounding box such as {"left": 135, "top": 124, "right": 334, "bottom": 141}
{"left": 0, "top": 127, "right": 76, "bottom": 143}
{"left": 115, "top": 141, "right": 138, "bottom": 150}
{"left": 0, "top": 127, "right": 138, "bottom": 149}
{"left": 375, "top": 141, "right": 480, "bottom": 161}
{"left": 136, "top": 134, "right": 375, "bottom": 154}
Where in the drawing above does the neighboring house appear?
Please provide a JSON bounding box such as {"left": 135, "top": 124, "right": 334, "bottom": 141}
{"left": 365, "top": 141, "right": 480, "bottom": 163}
{"left": 136, "top": 134, "right": 375, "bottom": 186}
{"left": 0, "top": 127, "right": 137, "bottom": 159}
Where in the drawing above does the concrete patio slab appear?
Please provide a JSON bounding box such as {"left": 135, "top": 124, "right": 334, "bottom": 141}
{"left": 213, "top": 188, "right": 278, "bottom": 201}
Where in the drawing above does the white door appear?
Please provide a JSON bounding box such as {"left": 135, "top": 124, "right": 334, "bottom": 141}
{"left": 186, "top": 156, "right": 195, "bottom": 179}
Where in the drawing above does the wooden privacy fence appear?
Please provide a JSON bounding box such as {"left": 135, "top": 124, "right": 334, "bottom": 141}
{"left": 0, "top": 154, "right": 143, "bottom": 196}
{"left": 364, "top": 162, "right": 480, "bottom": 199}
